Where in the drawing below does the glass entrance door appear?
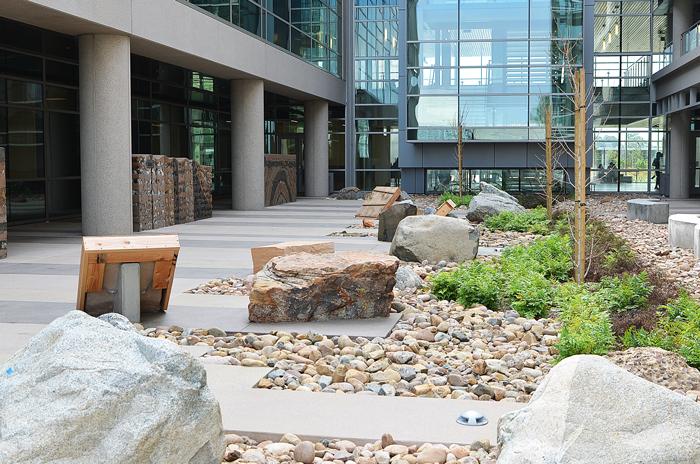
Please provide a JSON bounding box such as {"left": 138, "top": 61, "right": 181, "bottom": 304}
{"left": 692, "top": 136, "right": 700, "bottom": 197}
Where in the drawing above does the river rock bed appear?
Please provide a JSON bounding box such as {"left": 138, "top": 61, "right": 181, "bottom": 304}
{"left": 187, "top": 276, "right": 252, "bottom": 296}
{"left": 150, "top": 264, "right": 561, "bottom": 403}
{"left": 587, "top": 196, "right": 700, "bottom": 299}
{"left": 220, "top": 433, "right": 499, "bottom": 464}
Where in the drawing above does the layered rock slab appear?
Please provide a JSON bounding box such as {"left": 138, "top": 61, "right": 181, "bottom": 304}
{"left": 248, "top": 251, "right": 399, "bottom": 322}
{"left": 390, "top": 215, "right": 479, "bottom": 263}
{"left": 497, "top": 355, "right": 700, "bottom": 464}
{"left": 0, "top": 311, "right": 223, "bottom": 464}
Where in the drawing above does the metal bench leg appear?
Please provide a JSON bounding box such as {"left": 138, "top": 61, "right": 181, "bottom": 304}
{"left": 114, "top": 263, "right": 141, "bottom": 322}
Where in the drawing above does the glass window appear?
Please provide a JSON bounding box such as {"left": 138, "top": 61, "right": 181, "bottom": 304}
{"left": 356, "top": 170, "right": 401, "bottom": 189}
{"left": 8, "top": 181, "right": 45, "bottom": 222}
{"left": 6, "top": 80, "right": 42, "bottom": 107}
{"left": 407, "top": 95, "right": 458, "bottom": 127}
{"left": 459, "top": 95, "right": 529, "bottom": 127}
{"left": 459, "top": 0, "right": 529, "bottom": 40}
{"left": 7, "top": 108, "right": 44, "bottom": 179}
{"left": 356, "top": 132, "right": 399, "bottom": 169}
{"left": 407, "top": 0, "right": 458, "bottom": 41}
{"left": 266, "top": 13, "right": 290, "bottom": 48}
{"left": 530, "top": 0, "right": 583, "bottom": 39}
{"left": 47, "top": 112, "right": 80, "bottom": 178}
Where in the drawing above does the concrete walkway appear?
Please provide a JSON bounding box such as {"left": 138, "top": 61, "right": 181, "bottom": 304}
{"left": 0, "top": 198, "right": 397, "bottom": 336}
{"left": 0, "top": 198, "right": 523, "bottom": 446}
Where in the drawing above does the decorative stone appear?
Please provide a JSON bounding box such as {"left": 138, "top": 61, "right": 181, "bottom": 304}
{"left": 378, "top": 201, "right": 418, "bottom": 242}
{"left": 466, "top": 182, "right": 525, "bottom": 222}
{"left": 0, "top": 311, "right": 223, "bottom": 464}
{"left": 332, "top": 186, "right": 364, "bottom": 200}
{"left": 627, "top": 198, "right": 669, "bottom": 224}
{"left": 390, "top": 215, "right": 479, "bottom": 263}
{"left": 497, "top": 355, "right": 700, "bottom": 464}
{"left": 394, "top": 266, "right": 424, "bottom": 290}
{"left": 251, "top": 240, "right": 335, "bottom": 273}
{"left": 248, "top": 251, "right": 399, "bottom": 322}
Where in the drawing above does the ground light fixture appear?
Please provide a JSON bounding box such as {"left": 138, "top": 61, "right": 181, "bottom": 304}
{"left": 456, "top": 410, "right": 488, "bottom": 426}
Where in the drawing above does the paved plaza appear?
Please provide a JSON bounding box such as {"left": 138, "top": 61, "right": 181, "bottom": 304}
{"left": 0, "top": 198, "right": 519, "bottom": 445}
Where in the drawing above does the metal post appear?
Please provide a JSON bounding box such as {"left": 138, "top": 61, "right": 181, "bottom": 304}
{"left": 114, "top": 263, "right": 141, "bottom": 322}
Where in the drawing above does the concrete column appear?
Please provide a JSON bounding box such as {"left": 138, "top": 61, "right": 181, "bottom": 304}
{"left": 304, "top": 100, "right": 329, "bottom": 197}
{"left": 231, "top": 79, "right": 265, "bottom": 210}
{"left": 669, "top": 111, "right": 691, "bottom": 199}
{"left": 672, "top": 0, "right": 693, "bottom": 60}
{"left": 79, "top": 34, "right": 132, "bottom": 236}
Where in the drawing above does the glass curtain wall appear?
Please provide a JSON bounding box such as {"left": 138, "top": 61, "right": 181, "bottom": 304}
{"left": 263, "top": 93, "right": 305, "bottom": 193}
{"left": 406, "top": 0, "right": 583, "bottom": 141}
{"left": 131, "top": 55, "right": 232, "bottom": 204}
{"left": 0, "top": 18, "right": 80, "bottom": 223}
{"left": 328, "top": 104, "right": 346, "bottom": 190}
{"left": 354, "top": 0, "right": 401, "bottom": 189}
{"left": 187, "top": 0, "right": 342, "bottom": 76}
{"left": 592, "top": 0, "right": 665, "bottom": 192}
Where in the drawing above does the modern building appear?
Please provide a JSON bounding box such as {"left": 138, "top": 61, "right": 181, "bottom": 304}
{"left": 0, "top": 0, "right": 698, "bottom": 232}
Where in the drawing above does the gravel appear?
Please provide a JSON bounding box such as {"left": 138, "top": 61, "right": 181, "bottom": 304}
{"left": 220, "top": 433, "right": 499, "bottom": 464}
{"left": 587, "top": 196, "right": 700, "bottom": 299}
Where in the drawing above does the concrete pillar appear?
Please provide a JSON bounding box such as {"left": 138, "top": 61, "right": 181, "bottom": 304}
{"left": 669, "top": 111, "right": 691, "bottom": 199}
{"left": 231, "top": 79, "right": 265, "bottom": 210}
{"left": 304, "top": 100, "right": 329, "bottom": 197}
{"left": 672, "top": 0, "right": 693, "bottom": 60}
{"left": 79, "top": 34, "right": 132, "bottom": 236}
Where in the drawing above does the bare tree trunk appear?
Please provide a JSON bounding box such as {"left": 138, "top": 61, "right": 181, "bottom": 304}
{"left": 545, "top": 105, "right": 553, "bottom": 220}
{"left": 574, "top": 68, "right": 587, "bottom": 284}
{"left": 457, "top": 125, "right": 463, "bottom": 197}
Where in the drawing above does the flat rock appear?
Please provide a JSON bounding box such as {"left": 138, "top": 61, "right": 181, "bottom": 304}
{"left": 390, "top": 215, "right": 479, "bottom": 263}
{"left": 248, "top": 251, "right": 399, "bottom": 322}
{"left": 497, "top": 355, "right": 700, "bottom": 464}
{"left": 0, "top": 311, "right": 223, "bottom": 464}
{"left": 251, "top": 240, "right": 335, "bottom": 273}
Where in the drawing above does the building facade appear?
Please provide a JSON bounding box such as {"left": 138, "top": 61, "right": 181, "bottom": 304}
{"left": 0, "top": 0, "right": 698, "bottom": 231}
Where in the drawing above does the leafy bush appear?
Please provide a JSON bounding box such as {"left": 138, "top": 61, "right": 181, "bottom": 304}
{"left": 439, "top": 192, "right": 473, "bottom": 207}
{"left": 484, "top": 207, "right": 551, "bottom": 235}
{"left": 594, "top": 273, "right": 652, "bottom": 313}
{"left": 431, "top": 234, "right": 570, "bottom": 318}
{"left": 602, "top": 245, "right": 637, "bottom": 274}
{"left": 502, "top": 234, "right": 573, "bottom": 282}
{"left": 431, "top": 261, "right": 501, "bottom": 308}
{"left": 556, "top": 294, "right": 615, "bottom": 360}
{"left": 456, "top": 262, "right": 502, "bottom": 308}
{"left": 623, "top": 291, "right": 700, "bottom": 367}
{"left": 505, "top": 267, "right": 554, "bottom": 319}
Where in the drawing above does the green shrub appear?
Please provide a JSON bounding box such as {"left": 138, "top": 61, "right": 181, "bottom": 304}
{"left": 505, "top": 267, "right": 554, "bottom": 319}
{"left": 439, "top": 192, "right": 473, "bottom": 207}
{"left": 623, "top": 291, "right": 700, "bottom": 367}
{"left": 431, "top": 267, "right": 468, "bottom": 302}
{"left": 484, "top": 207, "right": 550, "bottom": 235}
{"left": 602, "top": 245, "right": 637, "bottom": 273}
{"left": 594, "top": 272, "right": 652, "bottom": 313}
{"left": 556, "top": 294, "right": 615, "bottom": 360}
{"left": 502, "top": 234, "right": 573, "bottom": 282}
{"left": 431, "top": 261, "right": 501, "bottom": 308}
{"left": 455, "top": 262, "right": 502, "bottom": 308}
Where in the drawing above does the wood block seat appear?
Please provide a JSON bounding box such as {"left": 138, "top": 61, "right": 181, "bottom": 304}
{"left": 626, "top": 198, "right": 669, "bottom": 224}
{"left": 251, "top": 240, "right": 335, "bottom": 273}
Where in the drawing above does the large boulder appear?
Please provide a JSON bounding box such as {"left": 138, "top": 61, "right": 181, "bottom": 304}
{"left": 390, "top": 215, "right": 479, "bottom": 263}
{"left": 466, "top": 182, "right": 525, "bottom": 222}
{"left": 0, "top": 311, "right": 223, "bottom": 464}
{"left": 248, "top": 251, "right": 399, "bottom": 322}
{"left": 378, "top": 201, "right": 418, "bottom": 242}
{"left": 497, "top": 355, "right": 700, "bottom": 464}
